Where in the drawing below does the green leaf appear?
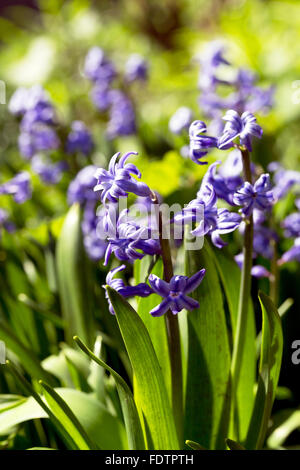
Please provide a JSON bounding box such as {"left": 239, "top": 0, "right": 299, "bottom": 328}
{"left": 39, "top": 381, "right": 97, "bottom": 450}
{"left": 107, "top": 287, "right": 179, "bottom": 450}
{"left": 134, "top": 257, "right": 171, "bottom": 397}
{"left": 0, "top": 385, "right": 126, "bottom": 449}
{"left": 245, "top": 291, "right": 283, "bottom": 449}
{"left": 27, "top": 447, "right": 56, "bottom": 450}
{"left": 56, "top": 204, "right": 94, "bottom": 346}
{"left": 185, "top": 439, "right": 206, "bottom": 450}
{"left": 86, "top": 336, "right": 106, "bottom": 403}
{"left": 0, "top": 395, "right": 47, "bottom": 436}
{"left": 0, "top": 321, "right": 55, "bottom": 385}
{"left": 226, "top": 438, "right": 245, "bottom": 450}
{"left": 184, "top": 241, "right": 231, "bottom": 449}
{"left": 74, "top": 335, "right": 145, "bottom": 450}
{"left": 0, "top": 395, "right": 26, "bottom": 413}
{"left": 5, "top": 360, "right": 78, "bottom": 450}
{"left": 42, "top": 345, "right": 90, "bottom": 388}
{"left": 212, "top": 248, "right": 256, "bottom": 441}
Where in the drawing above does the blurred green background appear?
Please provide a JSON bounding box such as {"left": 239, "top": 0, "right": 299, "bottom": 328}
{"left": 1, "top": 0, "right": 300, "bottom": 445}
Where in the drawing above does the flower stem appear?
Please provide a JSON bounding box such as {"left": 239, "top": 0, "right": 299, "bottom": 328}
{"left": 152, "top": 192, "right": 183, "bottom": 444}
{"left": 231, "top": 149, "right": 254, "bottom": 420}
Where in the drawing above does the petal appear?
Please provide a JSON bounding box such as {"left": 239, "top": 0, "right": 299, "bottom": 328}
{"left": 118, "top": 151, "right": 138, "bottom": 168}
{"left": 180, "top": 295, "right": 199, "bottom": 311}
{"left": 106, "top": 264, "right": 126, "bottom": 284}
{"left": 184, "top": 268, "right": 206, "bottom": 294}
{"left": 148, "top": 274, "right": 170, "bottom": 297}
{"left": 169, "top": 275, "right": 188, "bottom": 292}
{"left": 150, "top": 298, "right": 171, "bottom": 317}
{"left": 211, "top": 231, "right": 227, "bottom": 249}
{"left": 251, "top": 265, "right": 270, "bottom": 278}
{"left": 117, "top": 178, "right": 151, "bottom": 197}
{"left": 108, "top": 152, "right": 121, "bottom": 173}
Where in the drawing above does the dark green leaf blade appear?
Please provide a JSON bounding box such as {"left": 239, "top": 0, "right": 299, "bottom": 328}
{"left": 184, "top": 241, "right": 231, "bottom": 449}
{"left": 134, "top": 257, "right": 171, "bottom": 398}
{"left": 107, "top": 287, "right": 179, "bottom": 450}
{"left": 226, "top": 438, "right": 245, "bottom": 450}
{"left": 212, "top": 248, "right": 256, "bottom": 441}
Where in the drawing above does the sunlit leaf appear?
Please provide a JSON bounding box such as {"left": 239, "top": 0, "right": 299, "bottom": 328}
{"left": 107, "top": 287, "right": 179, "bottom": 450}
{"left": 213, "top": 247, "right": 256, "bottom": 441}
{"left": 245, "top": 291, "right": 283, "bottom": 449}
{"left": 56, "top": 204, "right": 94, "bottom": 346}
{"left": 74, "top": 335, "right": 145, "bottom": 450}
{"left": 184, "top": 241, "right": 231, "bottom": 449}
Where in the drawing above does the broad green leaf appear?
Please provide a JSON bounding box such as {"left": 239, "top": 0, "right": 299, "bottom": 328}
{"left": 42, "top": 346, "right": 90, "bottom": 388}
{"left": 184, "top": 241, "right": 231, "bottom": 449}
{"left": 56, "top": 204, "right": 94, "bottom": 346}
{"left": 0, "top": 386, "right": 125, "bottom": 450}
{"left": 74, "top": 336, "right": 145, "bottom": 450}
{"left": 0, "top": 321, "right": 55, "bottom": 385}
{"left": 5, "top": 360, "right": 78, "bottom": 450}
{"left": 245, "top": 291, "right": 283, "bottom": 449}
{"left": 39, "top": 381, "right": 96, "bottom": 450}
{"left": 0, "top": 395, "right": 47, "bottom": 435}
{"left": 213, "top": 248, "right": 256, "bottom": 441}
{"left": 107, "top": 287, "right": 179, "bottom": 450}
{"left": 0, "top": 395, "right": 25, "bottom": 413}
{"left": 134, "top": 257, "right": 171, "bottom": 398}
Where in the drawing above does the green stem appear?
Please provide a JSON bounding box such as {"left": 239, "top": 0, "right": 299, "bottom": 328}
{"left": 231, "top": 149, "right": 254, "bottom": 417}
{"left": 152, "top": 193, "right": 183, "bottom": 444}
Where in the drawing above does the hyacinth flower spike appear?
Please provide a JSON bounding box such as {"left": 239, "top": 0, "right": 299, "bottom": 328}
{"left": 103, "top": 208, "right": 160, "bottom": 265}
{"left": 94, "top": 151, "right": 151, "bottom": 203}
{"left": 148, "top": 269, "right": 206, "bottom": 317}
{"left": 218, "top": 110, "right": 263, "bottom": 151}
{"left": 233, "top": 173, "right": 274, "bottom": 217}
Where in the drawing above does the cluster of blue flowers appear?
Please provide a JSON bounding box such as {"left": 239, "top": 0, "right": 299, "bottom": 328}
{"left": 9, "top": 85, "right": 60, "bottom": 160}
{"left": 0, "top": 172, "right": 32, "bottom": 234}
{"left": 196, "top": 40, "right": 274, "bottom": 120}
{"left": 9, "top": 85, "right": 94, "bottom": 185}
{"left": 0, "top": 171, "right": 32, "bottom": 204}
{"left": 185, "top": 120, "right": 277, "bottom": 277}
{"left": 84, "top": 47, "right": 148, "bottom": 138}
{"left": 169, "top": 41, "right": 272, "bottom": 160}
{"left": 74, "top": 150, "right": 207, "bottom": 317}
{"left": 4, "top": 40, "right": 300, "bottom": 319}
{"left": 270, "top": 165, "right": 300, "bottom": 265}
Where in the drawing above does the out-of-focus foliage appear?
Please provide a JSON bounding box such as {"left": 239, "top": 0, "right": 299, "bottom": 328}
{"left": 0, "top": 0, "right": 300, "bottom": 450}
